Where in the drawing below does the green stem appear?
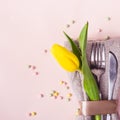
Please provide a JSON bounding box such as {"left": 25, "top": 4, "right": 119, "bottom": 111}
{"left": 95, "top": 115, "right": 101, "bottom": 120}
{"left": 82, "top": 55, "right": 101, "bottom": 120}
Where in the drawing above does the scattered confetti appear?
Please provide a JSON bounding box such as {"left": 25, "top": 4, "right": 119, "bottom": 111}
{"left": 28, "top": 65, "right": 32, "bottom": 68}
{"left": 50, "top": 90, "right": 60, "bottom": 99}
{"left": 59, "top": 80, "right": 68, "bottom": 85}
{"left": 105, "top": 35, "right": 110, "bottom": 40}
{"left": 40, "top": 94, "right": 44, "bottom": 98}
{"left": 32, "top": 66, "right": 36, "bottom": 70}
{"left": 53, "top": 91, "right": 59, "bottom": 97}
{"left": 66, "top": 93, "right": 72, "bottom": 101}
{"left": 44, "top": 49, "right": 48, "bottom": 53}
{"left": 50, "top": 93, "right": 53, "bottom": 97}
{"left": 53, "top": 90, "right": 56, "bottom": 93}
{"left": 60, "top": 80, "right": 64, "bottom": 85}
{"left": 59, "top": 80, "right": 70, "bottom": 90}
{"left": 64, "top": 82, "right": 67, "bottom": 85}
{"left": 67, "top": 98, "right": 71, "bottom": 101}
{"left": 66, "top": 24, "right": 70, "bottom": 28}
{"left": 29, "top": 112, "right": 37, "bottom": 116}
{"left": 35, "top": 72, "right": 39, "bottom": 75}
{"left": 67, "top": 93, "right": 72, "bottom": 98}
{"left": 60, "top": 96, "right": 64, "bottom": 100}
{"left": 107, "top": 17, "right": 111, "bottom": 21}
{"left": 72, "top": 20, "right": 75, "bottom": 24}
{"left": 28, "top": 65, "right": 40, "bottom": 76}
{"left": 75, "top": 108, "right": 81, "bottom": 116}
{"left": 66, "top": 86, "right": 70, "bottom": 89}
{"left": 98, "top": 28, "right": 102, "bottom": 32}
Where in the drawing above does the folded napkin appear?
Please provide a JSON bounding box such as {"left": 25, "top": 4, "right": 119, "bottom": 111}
{"left": 65, "top": 38, "right": 120, "bottom": 120}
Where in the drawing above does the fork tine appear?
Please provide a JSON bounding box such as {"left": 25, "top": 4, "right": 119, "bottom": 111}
{"left": 97, "top": 43, "right": 106, "bottom": 69}
{"left": 90, "top": 43, "right": 96, "bottom": 68}
{"left": 90, "top": 42, "right": 105, "bottom": 69}
{"left": 95, "top": 42, "right": 100, "bottom": 68}
{"left": 98, "top": 43, "right": 102, "bottom": 68}
{"left": 101, "top": 44, "right": 105, "bottom": 68}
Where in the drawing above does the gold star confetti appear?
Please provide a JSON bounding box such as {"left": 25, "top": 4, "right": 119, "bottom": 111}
{"left": 75, "top": 108, "right": 81, "bottom": 116}
{"left": 67, "top": 93, "right": 72, "bottom": 98}
{"left": 29, "top": 112, "right": 37, "bottom": 116}
{"left": 53, "top": 91, "right": 59, "bottom": 97}
{"left": 59, "top": 80, "right": 64, "bottom": 85}
{"left": 50, "top": 90, "right": 60, "bottom": 99}
{"left": 66, "top": 93, "right": 73, "bottom": 101}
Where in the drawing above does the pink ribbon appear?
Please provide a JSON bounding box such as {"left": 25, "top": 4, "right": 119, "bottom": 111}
{"left": 79, "top": 100, "right": 117, "bottom": 116}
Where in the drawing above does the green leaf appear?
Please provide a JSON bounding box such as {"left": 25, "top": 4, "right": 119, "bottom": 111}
{"left": 78, "top": 22, "right": 100, "bottom": 100}
{"left": 63, "top": 31, "right": 82, "bottom": 69}
{"left": 78, "top": 22, "right": 88, "bottom": 54}
{"left": 78, "top": 22, "right": 101, "bottom": 120}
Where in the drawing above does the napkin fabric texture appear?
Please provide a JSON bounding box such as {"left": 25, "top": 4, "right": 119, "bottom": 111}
{"left": 65, "top": 39, "right": 120, "bottom": 120}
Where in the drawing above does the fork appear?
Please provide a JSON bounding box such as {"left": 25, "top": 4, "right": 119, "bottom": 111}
{"left": 90, "top": 42, "right": 106, "bottom": 84}
{"left": 90, "top": 42, "right": 106, "bottom": 120}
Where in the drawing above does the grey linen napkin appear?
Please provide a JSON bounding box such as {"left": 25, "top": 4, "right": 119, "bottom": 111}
{"left": 65, "top": 41, "right": 91, "bottom": 120}
{"left": 65, "top": 38, "right": 120, "bottom": 120}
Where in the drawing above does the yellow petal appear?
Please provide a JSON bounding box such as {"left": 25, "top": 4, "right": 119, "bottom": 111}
{"left": 51, "top": 44, "right": 80, "bottom": 72}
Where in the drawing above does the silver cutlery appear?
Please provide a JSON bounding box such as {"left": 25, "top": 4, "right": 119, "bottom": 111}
{"left": 106, "top": 51, "right": 118, "bottom": 120}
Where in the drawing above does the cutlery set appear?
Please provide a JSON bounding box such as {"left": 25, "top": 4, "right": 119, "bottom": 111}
{"left": 90, "top": 42, "right": 118, "bottom": 120}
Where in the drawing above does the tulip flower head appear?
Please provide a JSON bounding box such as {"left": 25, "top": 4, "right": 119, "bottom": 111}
{"left": 51, "top": 44, "right": 80, "bottom": 72}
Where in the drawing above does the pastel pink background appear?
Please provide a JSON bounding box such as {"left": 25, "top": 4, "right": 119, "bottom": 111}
{"left": 0, "top": 0, "right": 120, "bottom": 120}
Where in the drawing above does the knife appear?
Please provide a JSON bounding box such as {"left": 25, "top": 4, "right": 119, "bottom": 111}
{"left": 107, "top": 51, "right": 118, "bottom": 120}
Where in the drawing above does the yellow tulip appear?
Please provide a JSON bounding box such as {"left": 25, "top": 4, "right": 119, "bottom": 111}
{"left": 50, "top": 44, "right": 80, "bottom": 72}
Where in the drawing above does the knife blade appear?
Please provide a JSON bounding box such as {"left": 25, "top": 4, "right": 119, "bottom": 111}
{"left": 108, "top": 51, "right": 118, "bottom": 100}
{"left": 107, "top": 51, "right": 118, "bottom": 120}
